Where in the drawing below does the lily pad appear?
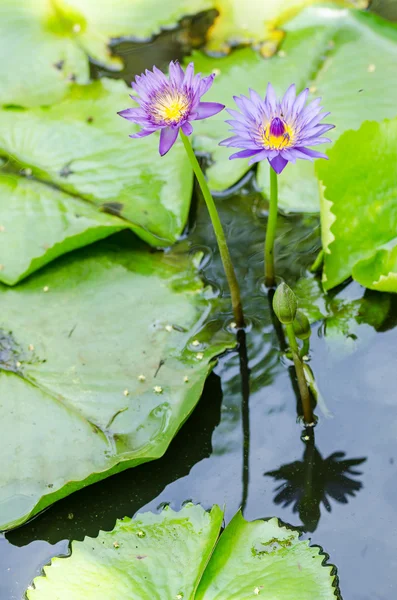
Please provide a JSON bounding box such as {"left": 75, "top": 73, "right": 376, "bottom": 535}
{"left": 206, "top": 0, "right": 368, "bottom": 53}
{"left": 57, "top": 0, "right": 213, "bottom": 68}
{"left": 0, "top": 0, "right": 89, "bottom": 107}
{"left": 353, "top": 245, "right": 397, "bottom": 292}
{"left": 317, "top": 119, "right": 397, "bottom": 291}
{"left": 0, "top": 240, "right": 234, "bottom": 531}
{"left": 0, "top": 78, "right": 193, "bottom": 285}
{"left": 27, "top": 505, "right": 339, "bottom": 599}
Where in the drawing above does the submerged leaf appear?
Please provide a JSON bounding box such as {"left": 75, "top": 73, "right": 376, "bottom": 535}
{"left": 0, "top": 241, "right": 234, "bottom": 531}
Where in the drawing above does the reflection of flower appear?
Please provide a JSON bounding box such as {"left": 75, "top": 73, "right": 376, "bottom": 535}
{"left": 265, "top": 432, "right": 366, "bottom": 532}
{"left": 118, "top": 61, "right": 224, "bottom": 156}
{"left": 220, "top": 83, "right": 334, "bottom": 174}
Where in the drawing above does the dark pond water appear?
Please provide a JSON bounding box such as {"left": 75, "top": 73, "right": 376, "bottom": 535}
{"left": 1, "top": 3, "right": 397, "bottom": 599}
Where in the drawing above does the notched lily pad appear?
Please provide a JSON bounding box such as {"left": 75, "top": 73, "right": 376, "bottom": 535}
{"left": 27, "top": 505, "right": 340, "bottom": 599}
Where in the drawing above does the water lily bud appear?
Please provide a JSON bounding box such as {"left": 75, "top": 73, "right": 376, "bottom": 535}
{"left": 272, "top": 282, "right": 297, "bottom": 324}
{"left": 293, "top": 310, "right": 311, "bottom": 340}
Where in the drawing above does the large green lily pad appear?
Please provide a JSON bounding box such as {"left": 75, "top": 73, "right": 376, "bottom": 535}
{"left": 317, "top": 119, "right": 397, "bottom": 291}
{"left": 189, "top": 7, "right": 397, "bottom": 205}
{"left": 0, "top": 240, "right": 234, "bottom": 531}
{"left": 0, "top": 78, "right": 193, "bottom": 285}
{"left": 27, "top": 505, "right": 339, "bottom": 599}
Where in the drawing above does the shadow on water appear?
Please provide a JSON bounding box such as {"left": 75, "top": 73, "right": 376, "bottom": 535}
{"left": 265, "top": 427, "right": 366, "bottom": 533}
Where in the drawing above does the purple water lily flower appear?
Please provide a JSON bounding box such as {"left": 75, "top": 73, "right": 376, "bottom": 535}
{"left": 220, "top": 83, "right": 334, "bottom": 174}
{"left": 118, "top": 61, "right": 224, "bottom": 156}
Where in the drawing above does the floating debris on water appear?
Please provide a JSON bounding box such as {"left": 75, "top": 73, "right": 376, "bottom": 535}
{"left": 153, "top": 385, "right": 163, "bottom": 394}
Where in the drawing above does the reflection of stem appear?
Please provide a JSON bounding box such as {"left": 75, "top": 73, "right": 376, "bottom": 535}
{"left": 285, "top": 324, "right": 314, "bottom": 424}
{"left": 303, "top": 427, "right": 315, "bottom": 498}
{"left": 264, "top": 167, "right": 278, "bottom": 288}
{"left": 180, "top": 131, "right": 244, "bottom": 328}
{"left": 238, "top": 329, "right": 250, "bottom": 514}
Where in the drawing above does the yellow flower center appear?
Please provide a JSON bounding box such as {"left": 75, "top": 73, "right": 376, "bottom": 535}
{"left": 151, "top": 90, "right": 190, "bottom": 124}
{"left": 262, "top": 119, "right": 295, "bottom": 150}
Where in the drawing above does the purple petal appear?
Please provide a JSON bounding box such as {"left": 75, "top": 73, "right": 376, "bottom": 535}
{"left": 199, "top": 74, "right": 215, "bottom": 96}
{"left": 269, "top": 154, "right": 289, "bottom": 174}
{"left": 233, "top": 95, "right": 256, "bottom": 119}
{"left": 130, "top": 128, "right": 158, "bottom": 139}
{"left": 249, "top": 88, "right": 264, "bottom": 109}
{"left": 169, "top": 61, "right": 184, "bottom": 86}
{"left": 249, "top": 149, "right": 277, "bottom": 165}
{"left": 118, "top": 107, "right": 146, "bottom": 121}
{"left": 229, "top": 149, "right": 263, "bottom": 160}
{"left": 194, "top": 102, "right": 225, "bottom": 120}
{"left": 292, "top": 88, "right": 309, "bottom": 115}
{"left": 225, "top": 108, "right": 249, "bottom": 124}
{"left": 297, "top": 147, "right": 329, "bottom": 160}
{"left": 181, "top": 121, "right": 193, "bottom": 136}
{"left": 183, "top": 63, "right": 195, "bottom": 88}
{"left": 159, "top": 126, "right": 179, "bottom": 156}
{"left": 281, "top": 84, "right": 296, "bottom": 118}
{"left": 265, "top": 83, "right": 277, "bottom": 113}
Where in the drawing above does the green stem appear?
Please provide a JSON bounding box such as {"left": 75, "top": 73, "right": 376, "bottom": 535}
{"left": 285, "top": 323, "right": 314, "bottom": 424}
{"left": 300, "top": 338, "right": 310, "bottom": 359}
{"left": 310, "top": 249, "right": 324, "bottom": 273}
{"left": 264, "top": 166, "right": 278, "bottom": 288}
{"left": 180, "top": 131, "right": 244, "bottom": 328}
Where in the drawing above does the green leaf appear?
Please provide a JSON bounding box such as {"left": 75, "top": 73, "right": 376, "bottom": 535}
{"left": 0, "top": 240, "right": 234, "bottom": 531}
{"left": 206, "top": 0, "right": 368, "bottom": 53}
{"left": 28, "top": 504, "right": 224, "bottom": 600}
{"left": 27, "top": 507, "right": 339, "bottom": 599}
{"left": 317, "top": 119, "right": 397, "bottom": 290}
{"left": 56, "top": 0, "right": 213, "bottom": 68}
{"left": 0, "top": 174, "right": 124, "bottom": 285}
{"left": 196, "top": 512, "right": 338, "bottom": 599}
{"left": 352, "top": 244, "right": 397, "bottom": 292}
{"left": 0, "top": 78, "right": 193, "bottom": 284}
{"left": 258, "top": 8, "right": 397, "bottom": 212}
{"left": 293, "top": 276, "right": 392, "bottom": 356}
{"left": 0, "top": 0, "right": 89, "bottom": 107}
